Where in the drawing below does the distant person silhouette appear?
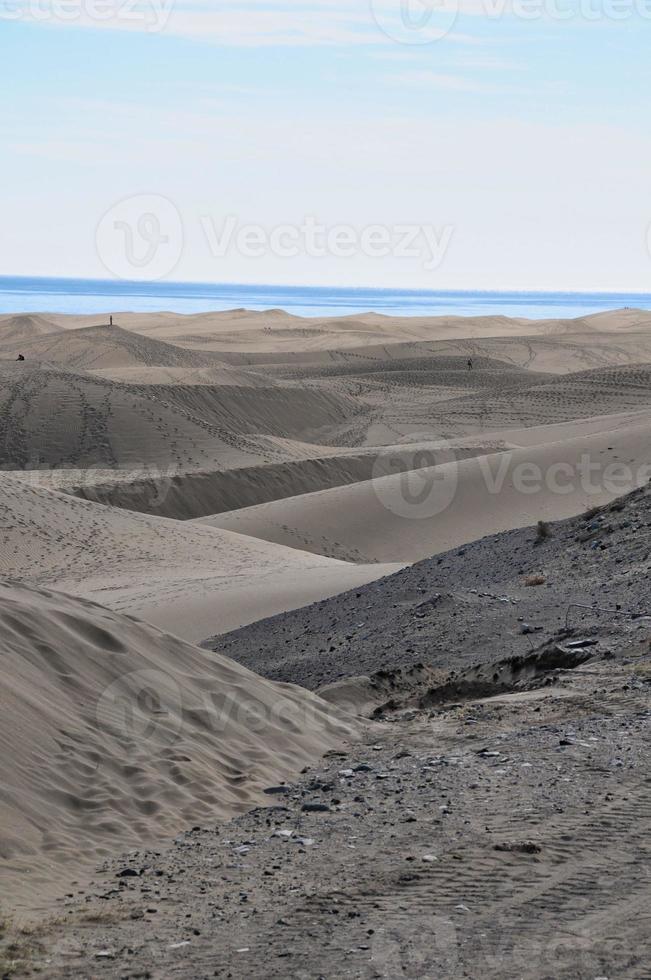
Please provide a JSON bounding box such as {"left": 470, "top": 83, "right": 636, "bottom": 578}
{"left": 467, "top": 358, "right": 473, "bottom": 370}
{"left": 16, "top": 354, "right": 25, "bottom": 361}
{"left": 109, "top": 315, "right": 113, "bottom": 326}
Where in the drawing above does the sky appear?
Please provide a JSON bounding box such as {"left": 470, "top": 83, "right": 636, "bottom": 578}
{"left": 2, "top": 0, "right": 651, "bottom": 290}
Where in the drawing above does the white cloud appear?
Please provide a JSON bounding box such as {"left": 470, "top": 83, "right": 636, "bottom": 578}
{"left": 1, "top": 0, "right": 476, "bottom": 46}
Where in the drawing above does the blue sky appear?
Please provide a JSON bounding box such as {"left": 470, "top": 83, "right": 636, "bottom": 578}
{"left": 2, "top": 1, "right": 651, "bottom": 289}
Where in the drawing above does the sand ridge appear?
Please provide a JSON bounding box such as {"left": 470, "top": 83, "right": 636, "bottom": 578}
{"left": 0, "top": 472, "right": 401, "bottom": 641}
{"left": 201, "top": 410, "right": 651, "bottom": 562}
{"left": 0, "top": 580, "right": 356, "bottom": 912}
{"left": 19, "top": 307, "right": 651, "bottom": 356}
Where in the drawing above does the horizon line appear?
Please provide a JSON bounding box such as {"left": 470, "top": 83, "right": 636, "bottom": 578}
{"left": 2, "top": 275, "right": 651, "bottom": 298}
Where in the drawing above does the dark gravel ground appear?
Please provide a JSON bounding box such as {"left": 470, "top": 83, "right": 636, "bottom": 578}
{"left": 205, "top": 484, "right": 651, "bottom": 691}
{"left": 15, "top": 636, "right": 651, "bottom": 979}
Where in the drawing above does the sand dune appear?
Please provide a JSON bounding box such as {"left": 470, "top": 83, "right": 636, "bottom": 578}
{"left": 151, "top": 382, "right": 358, "bottom": 444}
{"left": 18, "top": 441, "right": 498, "bottom": 520}
{"left": 0, "top": 318, "right": 276, "bottom": 392}
{"left": 283, "top": 362, "right": 651, "bottom": 450}
{"left": 0, "top": 363, "right": 262, "bottom": 470}
{"left": 203, "top": 412, "right": 651, "bottom": 562}
{"left": 0, "top": 473, "right": 400, "bottom": 640}
{"left": 0, "top": 580, "right": 356, "bottom": 911}
{"left": 34, "top": 307, "right": 651, "bottom": 356}
{"left": 0, "top": 322, "right": 227, "bottom": 370}
{"left": 430, "top": 363, "right": 651, "bottom": 436}
{"left": 225, "top": 331, "right": 651, "bottom": 378}
{"left": 0, "top": 362, "right": 358, "bottom": 471}
{"left": 149, "top": 307, "right": 651, "bottom": 355}
{"left": 0, "top": 313, "right": 60, "bottom": 346}
{"left": 265, "top": 353, "right": 543, "bottom": 384}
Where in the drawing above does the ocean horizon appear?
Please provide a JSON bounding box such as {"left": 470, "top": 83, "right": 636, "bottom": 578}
{"left": 1, "top": 276, "right": 650, "bottom": 320}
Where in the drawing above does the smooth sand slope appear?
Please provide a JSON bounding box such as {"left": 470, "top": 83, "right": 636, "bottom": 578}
{"left": 0, "top": 580, "right": 355, "bottom": 911}
{"left": 32, "top": 440, "right": 502, "bottom": 520}
{"left": 0, "top": 474, "right": 400, "bottom": 641}
{"left": 203, "top": 411, "right": 651, "bottom": 562}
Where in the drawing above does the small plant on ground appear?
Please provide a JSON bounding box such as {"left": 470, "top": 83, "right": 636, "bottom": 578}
{"left": 535, "top": 520, "right": 551, "bottom": 543}
{"left": 0, "top": 912, "right": 49, "bottom": 978}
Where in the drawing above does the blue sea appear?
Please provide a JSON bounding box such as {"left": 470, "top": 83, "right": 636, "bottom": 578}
{"left": 1, "top": 277, "right": 650, "bottom": 320}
